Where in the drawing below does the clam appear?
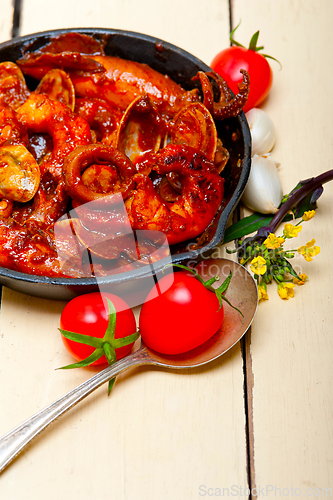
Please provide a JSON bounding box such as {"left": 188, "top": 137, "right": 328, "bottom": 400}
{"left": 0, "top": 144, "right": 40, "bottom": 202}
{"left": 36, "top": 68, "right": 75, "bottom": 111}
{"left": 115, "top": 94, "right": 164, "bottom": 164}
{"left": 0, "top": 61, "right": 30, "bottom": 110}
{"left": 168, "top": 102, "right": 217, "bottom": 161}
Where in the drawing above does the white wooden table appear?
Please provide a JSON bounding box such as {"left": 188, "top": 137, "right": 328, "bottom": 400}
{"left": 0, "top": 1, "right": 332, "bottom": 498}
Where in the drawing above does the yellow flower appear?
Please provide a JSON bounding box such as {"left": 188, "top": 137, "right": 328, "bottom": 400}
{"left": 250, "top": 256, "right": 267, "bottom": 275}
{"left": 264, "top": 233, "right": 285, "bottom": 249}
{"left": 292, "top": 273, "right": 308, "bottom": 286}
{"left": 278, "top": 282, "right": 295, "bottom": 300}
{"left": 283, "top": 223, "right": 302, "bottom": 238}
{"left": 258, "top": 284, "right": 269, "bottom": 301}
{"left": 297, "top": 239, "right": 320, "bottom": 262}
{"left": 302, "top": 210, "right": 316, "bottom": 221}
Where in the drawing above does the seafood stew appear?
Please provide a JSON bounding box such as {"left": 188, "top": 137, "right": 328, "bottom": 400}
{"left": 0, "top": 29, "right": 251, "bottom": 300}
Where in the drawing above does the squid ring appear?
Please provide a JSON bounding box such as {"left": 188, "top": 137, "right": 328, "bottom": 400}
{"left": 62, "top": 144, "right": 136, "bottom": 204}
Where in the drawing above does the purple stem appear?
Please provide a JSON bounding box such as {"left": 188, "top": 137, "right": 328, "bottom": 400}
{"left": 254, "top": 169, "right": 333, "bottom": 241}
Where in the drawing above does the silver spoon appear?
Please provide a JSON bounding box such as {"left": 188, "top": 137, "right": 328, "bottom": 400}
{"left": 0, "top": 258, "right": 258, "bottom": 473}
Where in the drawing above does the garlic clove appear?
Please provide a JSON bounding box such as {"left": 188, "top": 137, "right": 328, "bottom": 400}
{"left": 246, "top": 108, "right": 276, "bottom": 156}
{"left": 242, "top": 154, "right": 283, "bottom": 214}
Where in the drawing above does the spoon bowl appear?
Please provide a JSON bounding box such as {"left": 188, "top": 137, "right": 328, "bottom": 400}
{"left": 0, "top": 258, "right": 257, "bottom": 473}
{"left": 143, "top": 258, "right": 258, "bottom": 368}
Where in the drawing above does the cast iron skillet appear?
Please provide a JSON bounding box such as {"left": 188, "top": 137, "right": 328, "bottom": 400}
{"left": 0, "top": 28, "right": 251, "bottom": 301}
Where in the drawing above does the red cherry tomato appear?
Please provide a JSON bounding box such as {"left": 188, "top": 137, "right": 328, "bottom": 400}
{"left": 139, "top": 271, "right": 224, "bottom": 355}
{"left": 60, "top": 292, "right": 137, "bottom": 366}
{"left": 211, "top": 46, "right": 272, "bottom": 113}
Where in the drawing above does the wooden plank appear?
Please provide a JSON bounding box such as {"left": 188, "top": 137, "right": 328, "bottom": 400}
{"left": 0, "top": 1, "right": 249, "bottom": 498}
{"left": 231, "top": 0, "right": 333, "bottom": 495}
{"left": 20, "top": 0, "right": 229, "bottom": 66}
{"left": 0, "top": 0, "right": 13, "bottom": 43}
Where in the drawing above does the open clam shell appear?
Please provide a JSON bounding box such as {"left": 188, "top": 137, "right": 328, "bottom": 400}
{"left": 36, "top": 68, "right": 75, "bottom": 111}
{"left": 168, "top": 102, "right": 217, "bottom": 161}
{"left": 115, "top": 94, "right": 164, "bottom": 164}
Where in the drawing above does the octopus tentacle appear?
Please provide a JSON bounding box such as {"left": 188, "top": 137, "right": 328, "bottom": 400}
{"left": 194, "top": 69, "right": 250, "bottom": 119}
{"left": 125, "top": 144, "right": 224, "bottom": 245}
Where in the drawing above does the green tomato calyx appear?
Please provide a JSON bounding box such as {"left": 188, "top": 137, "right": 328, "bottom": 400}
{"left": 170, "top": 263, "right": 243, "bottom": 316}
{"left": 230, "top": 21, "right": 281, "bottom": 68}
{"left": 58, "top": 298, "right": 140, "bottom": 395}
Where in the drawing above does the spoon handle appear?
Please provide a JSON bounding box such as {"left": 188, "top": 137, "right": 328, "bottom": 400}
{"left": 0, "top": 347, "right": 151, "bottom": 473}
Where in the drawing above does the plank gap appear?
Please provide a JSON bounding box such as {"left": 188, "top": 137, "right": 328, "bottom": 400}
{"left": 234, "top": 201, "right": 256, "bottom": 496}
{"left": 241, "top": 331, "right": 256, "bottom": 499}
{"left": 227, "top": 1, "right": 256, "bottom": 484}
{"left": 228, "top": 0, "right": 233, "bottom": 42}
{"left": 11, "top": 0, "right": 22, "bottom": 38}
{"left": 229, "top": 190, "right": 256, "bottom": 497}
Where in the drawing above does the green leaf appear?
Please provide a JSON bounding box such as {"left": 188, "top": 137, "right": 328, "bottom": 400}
{"left": 261, "top": 53, "right": 282, "bottom": 69}
{"left": 58, "top": 348, "right": 105, "bottom": 369}
{"left": 216, "top": 271, "right": 233, "bottom": 295}
{"left": 228, "top": 20, "right": 281, "bottom": 67}
{"left": 217, "top": 291, "right": 244, "bottom": 317}
{"left": 108, "top": 377, "right": 116, "bottom": 396}
{"left": 213, "top": 271, "right": 244, "bottom": 316}
{"left": 293, "top": 190, "right": 319, "bottom": 218}
{"left": 59, "top": 328, "right": 103, "bottom": 348}
{"left": 169, "top": 263, "right": 206, "bottom": 286}
{"left": 223, "top": 213, "right": 278, "bottom": 243}
{"left": 230, "top": 21, "right": 245, "bottom": 47}
{"left": 248, "top": 30, "right": 260, "bottom": 51}
{"left": 103, "top": 298, "right": 117, "bottom": 342}
{"left": 204, "top": 276, "right": 220, "bottom": 287}
{"left": 103, "top": 342, "right": 116, "bottom": 365}
{"left": 112, "top": 332, "right": 140, "bottom": 349}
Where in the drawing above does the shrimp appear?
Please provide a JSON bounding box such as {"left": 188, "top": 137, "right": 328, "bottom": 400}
{"left": 14, "top": 93, "right": 92, "bottom": 228}
{"left": 16, "top": 93, "right": 92, "bottom": 180}
{"left": 0, "top": 104, "right": 28, "bottom": 146}
{"left": 125, "top": 144, "right": 224, "bottom": 245}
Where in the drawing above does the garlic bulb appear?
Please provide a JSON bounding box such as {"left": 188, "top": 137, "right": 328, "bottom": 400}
{"left": 246, "top": 108, "right": 276, "bottom": 156}
{"left": 242, "top": 154, "right": 283, "bottom": 214}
